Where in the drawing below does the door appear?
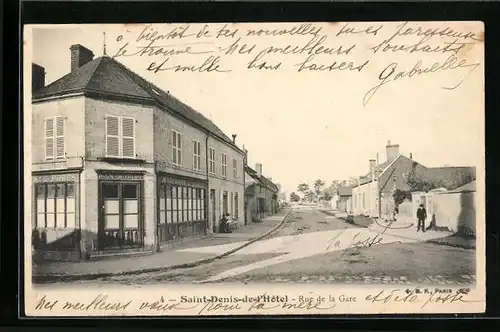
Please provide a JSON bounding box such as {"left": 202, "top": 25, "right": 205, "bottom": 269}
{"left": 222, "top": 191, "right": 228, "bottom": 215}
{"left": 99, "top": 181, "right": 143, "bottom": 250}
{"left": 210, "top": 189, "right": 216, "bottom": 232}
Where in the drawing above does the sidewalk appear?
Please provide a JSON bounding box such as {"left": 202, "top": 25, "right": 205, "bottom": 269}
{"left": 368, "top": 218, "right": 475, "bottom": 249}
{"left": 32, "top": 209, "right": 292, "bottom": 283}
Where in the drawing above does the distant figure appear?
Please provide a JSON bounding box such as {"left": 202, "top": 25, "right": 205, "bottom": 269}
{"left": 416, "top": 204, "right": 427, "bottom": 232}
{"left": 219, "top": 213, "right": 233, "bottom": 233}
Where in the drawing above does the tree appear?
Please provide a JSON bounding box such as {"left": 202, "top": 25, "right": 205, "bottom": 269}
{"left": 393, "top": 189, "right": 412, "bottom": 206}
{"left": 290, "top": 192, "right": 301, "bottom": 202}
{"left": 297, "top": 183, "right": 310, "bottom": 197}
{"left": 405, "top": 170, "right": 446, "bottom": 193}
{"left": 304, "top": 190, "right": 315, "bottom": 202}
{"left": 313, "top": 179, "right": 325, "bottom": 199}
{"left": 323, "top": 192, "right": 333, "bottom": 201}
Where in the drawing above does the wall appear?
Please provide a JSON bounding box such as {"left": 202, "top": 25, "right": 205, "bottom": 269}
{"left": 412, "top": 191, "right": 476, "bottom": 235}
{"left": 154, "top": 108, "right": 208, "bottom": 180}
{"left": 352, "top": 181, "right": 378, "bottom": 217}
{"left": 85, "top": 98, "right": 155, "bottom": 162}
{"left": 32, "top": 96, "right": 86, "bottom": 164}
{"left": 208, "top": 135, "right": 245, "bottom": 230}
{"left": 378, "top": 156, "right": 427, "bottom": 194}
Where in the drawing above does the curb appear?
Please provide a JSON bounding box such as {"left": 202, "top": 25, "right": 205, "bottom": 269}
{"left": 33, "top": 209, "right": 293, "bottom": 284}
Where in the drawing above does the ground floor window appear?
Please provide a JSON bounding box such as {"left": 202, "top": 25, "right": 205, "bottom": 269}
{"left": 159, "top": 179, "right": 207, "bottom": 224}
{"left": 35, "top": 182, "right": 76, "bottom": 229}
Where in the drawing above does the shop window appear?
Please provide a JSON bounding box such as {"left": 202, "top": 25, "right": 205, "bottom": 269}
{"left": 35, "top": 182, "right": 75, "bottom": 228}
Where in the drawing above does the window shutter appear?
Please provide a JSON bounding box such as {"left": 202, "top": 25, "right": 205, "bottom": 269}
{"left": 45, "top": 118, "right": 54, "bottom": 159}
{"left": 122, "top": 117, "right": 135, "bottom": 158}
{"left": 55, "top": 116, "right": 65, "bottom": 158}
{"left": 106, "top": 116, "right": 120, "bottom": 157}
{"left": 177, "top": 133, "right": 182, "bottom": 165}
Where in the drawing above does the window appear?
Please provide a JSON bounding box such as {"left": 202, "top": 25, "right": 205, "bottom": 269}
{"left": 45, "top": 116, "right": 65, "bottom": 159}
{"left": 172, "top": 130, "right": 182, "bottom": 166}
{"left": 232, "top": 158, "right": 238, "bottom": 179}
{"left": 35, "top": 182, "right": 75, "bottom": 228}
{"left": 105, "top": 116, "right": 136, "bottom": 158}
{"left": 193, "top": 140, "right": 201, "bottom": 171}
{"left": 209, "top": 148, "right": 216, "bottom": 174}
{"left": 221, "top": 153, "right": 227, "bottom": 177}
{"left": 159, "top": 183, "right": 206, "bottom": 224}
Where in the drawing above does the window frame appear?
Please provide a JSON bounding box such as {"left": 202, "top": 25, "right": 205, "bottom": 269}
{"left": 35, "top": 182, "right": 76, "bottom": 229}
{"left": 192, "top": 139, "right": 202, "bottom": 172}
{"left": 232, "top": 158, "right": 238, "bottom": 179}
{"left": 45, "top": 116, "right": 66, "bottom": 160}
{"left": 221, "top": 153, "right": 227, "bottom": 177}
{"left": 105, "top": 115, "right": 136, "bottom": 159}
{"left": 172, "top": 130, "right": 182, "bottom": 166}
{"left": 209, "top": 147, "right": 216, "bottom": 174}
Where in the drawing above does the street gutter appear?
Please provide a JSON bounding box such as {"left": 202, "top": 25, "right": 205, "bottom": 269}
{"left": 33, "top": 209, "right": 293, "bottom": 284}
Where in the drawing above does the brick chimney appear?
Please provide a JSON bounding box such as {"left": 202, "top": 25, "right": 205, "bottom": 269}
{"left": 32, "top": 63, "right": 45, "bottom": 92}
{"left": 232, "top": 134, "right": 237, "bottom": 144}
{"left": 70, "top": 44, "right": 94, "bottom": 72}
{"left": 255, "top": 163, "right": 262, "bottom": 177}
{"left": 386, "top": 140, "right": 400, "bottom": 162}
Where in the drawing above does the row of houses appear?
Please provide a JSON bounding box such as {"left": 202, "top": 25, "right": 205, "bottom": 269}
{"left": 30, "top": 44, "right": 279, "bottom": 261}
{"left": 330, "top": 141, "right": 476, "bottom": 234}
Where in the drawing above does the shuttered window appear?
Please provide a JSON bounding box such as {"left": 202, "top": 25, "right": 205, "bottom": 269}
{"left": 172, "top": 130, "right": 182, "bottom": 166}
{"left": 106, "top": 116, "right": 136, "bottom": 158}
{"left": 193, "top": 140, "right": 201, "bottom": 171}
{"left": 221, "top": 153, "right": 227, "bottom": 177}
{"left": 209, "top": 148, "right": 216, "bottom": 174}
{"left": 45, "top": 116, "right": 65, "bottom": 159}
{"left": 232, "top": 158, "right": 238, "bottom": 179}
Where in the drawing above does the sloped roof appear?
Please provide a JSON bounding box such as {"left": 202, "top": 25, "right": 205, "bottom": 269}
{"left": 337, "top": 187, "right": 352, "bottom": 196}
{"left": 33, "top": 56, "right": 240, "bottom": 150}
{"left": 354, "top": 155, "right": 405, "bottom": 187}
{"left": 449, "top": 180, "right": 476, "bottom": 193}
{"left": 245, "top": 165, "right": 278, "bottom": 192}
{"left": 424, "top": 166, "right": 476, "bottom": 190}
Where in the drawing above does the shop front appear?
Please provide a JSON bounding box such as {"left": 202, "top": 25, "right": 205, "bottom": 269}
{"left": 157, "top": 173, "right": 208, "bottom": 245}
{"left": 32, "top": 171, "right": 82, "bottom": 261}
{"left": 96, "top": 170, "right": 145, "bottom": 252}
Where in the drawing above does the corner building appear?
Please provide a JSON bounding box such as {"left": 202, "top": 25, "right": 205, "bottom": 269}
{"left": 31, "top": 44, "right": 245, "bottom": 261}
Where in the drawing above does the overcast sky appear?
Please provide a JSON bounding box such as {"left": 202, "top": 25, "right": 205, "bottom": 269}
{"left": 28, "top": 23, "right": 484, "bottom": 194}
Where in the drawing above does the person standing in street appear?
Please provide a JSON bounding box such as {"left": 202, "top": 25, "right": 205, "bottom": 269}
{"left": 416, "top": 204, "right": 427, "bottom": 232}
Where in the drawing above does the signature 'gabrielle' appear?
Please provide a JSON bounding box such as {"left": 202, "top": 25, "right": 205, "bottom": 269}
{"left": 363, "top": 54, "right": 481, "bottom": 106}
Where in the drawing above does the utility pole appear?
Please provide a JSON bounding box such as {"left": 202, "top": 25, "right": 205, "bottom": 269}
{"left": 379, "top": 168, "right": 397, "bottom": 219}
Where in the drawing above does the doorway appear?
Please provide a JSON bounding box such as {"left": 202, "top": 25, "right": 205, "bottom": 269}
{"left": 210, "top": 189, "right": 216, "bottom": 232}
{"left": 98, "top": 181, "right": 143, "bottom": 250}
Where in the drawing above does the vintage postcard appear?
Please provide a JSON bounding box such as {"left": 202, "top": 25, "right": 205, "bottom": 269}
{"left": 23, "top": 21, "right": 485, "bottom": 316}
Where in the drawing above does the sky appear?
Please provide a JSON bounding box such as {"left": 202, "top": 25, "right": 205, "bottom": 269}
{"left": 27, "top": 22, "right": 484, "bottom": 195}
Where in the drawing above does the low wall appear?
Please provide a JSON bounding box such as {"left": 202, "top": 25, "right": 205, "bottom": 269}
{"left": 412, "top": 190, "right": 476, "bottom": 235}
{"left": 432, "top": 191, "right": 476, "bottom": 235}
